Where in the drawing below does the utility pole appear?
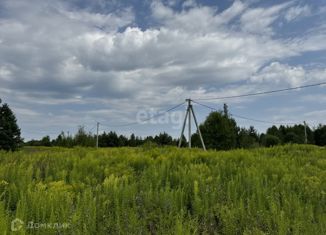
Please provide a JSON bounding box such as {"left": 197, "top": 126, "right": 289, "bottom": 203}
{"left": 178, "top": 99, "right": 206, "bottom": 150}
{"left": 188, "top": 99, "right": 191, "bottom": 148}
{"left": 178, "top": 104, "right": 189, "bottom": 148}
{"left": 96, "top": 122, "right": 99, "bottom": 148}
{"left": 304, "top": 121, "right": 307, "bottom": 144}
{"left": 190, "top": 103, "right": 206, "bottom": 151}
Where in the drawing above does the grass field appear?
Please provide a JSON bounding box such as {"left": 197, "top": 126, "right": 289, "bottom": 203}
{"left": 0, "top": 145, "right": 325, "bottom": 234}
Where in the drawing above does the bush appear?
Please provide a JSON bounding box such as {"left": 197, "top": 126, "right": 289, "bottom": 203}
{"left": 262, "top": 134, "right": 280, "bottom": 147}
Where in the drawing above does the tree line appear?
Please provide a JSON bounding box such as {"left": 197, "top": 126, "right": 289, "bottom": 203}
{"left": 25, "top": 104, "right": 326, "bottom": 150}
{"left": 26, "top": 127, "right": 182, "bottom": 148}
{"left": 1, "top": 99, "right": 326, "bottom": 151}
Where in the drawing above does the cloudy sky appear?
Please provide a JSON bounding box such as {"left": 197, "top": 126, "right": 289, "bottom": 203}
{"left": 0, "top": 0, "right": 325, "bottom": 140}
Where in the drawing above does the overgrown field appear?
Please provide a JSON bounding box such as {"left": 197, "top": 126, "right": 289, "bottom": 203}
{"left": 0, "top": 145, "right": 325, "bottom": 234}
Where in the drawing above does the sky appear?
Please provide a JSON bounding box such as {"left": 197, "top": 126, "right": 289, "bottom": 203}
{"left": 0, "top": 0, "right": 325, "bottom": 141}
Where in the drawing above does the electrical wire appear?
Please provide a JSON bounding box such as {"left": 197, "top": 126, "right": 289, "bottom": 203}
{"left": 192, "top": 100, "right": 297, "bottom": 125}
{"left": 195, "top": 82, "right": 326, "bottom": 101}
{"left": 230, "top": 113, "right": 297, "bottom": 125}
{"left": 88, "top": 124, "right": 97, "bottom": 133}
{"left": 22, "top": 82, "right": 324, "bottom": 136}
{"left": 101, "top": 101, "right": 186, "bottom": 128}
{"left": 100, "top": 81, "right": 323, "bottom": 126}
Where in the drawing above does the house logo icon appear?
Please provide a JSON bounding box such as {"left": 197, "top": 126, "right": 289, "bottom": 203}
{"left": 11, "top": 218, "right": 24, "bottom": 231}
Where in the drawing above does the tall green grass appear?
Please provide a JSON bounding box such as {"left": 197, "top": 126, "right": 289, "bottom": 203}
{"left": 0, "top": 145, "right": 325, "bottom": 234}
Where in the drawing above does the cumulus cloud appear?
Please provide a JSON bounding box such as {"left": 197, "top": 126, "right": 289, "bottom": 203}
{"left": 250, "top": 61, "right": 326, "bottom": 88}
{"left": 0, "top": 0, "right": 325, "bottom": 139}
{"left": 250, "top": 62, "right": 306, "bottom": 86}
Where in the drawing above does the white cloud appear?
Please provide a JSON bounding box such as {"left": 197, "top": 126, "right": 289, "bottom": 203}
{"left": 250, "top": 62, "right": 306, "bottom": 86}
{"left": 0, "top": 0, "right": 319, "bottom": 103}
{"left": 251, "top": 62, "right": 326, "bottom": 86}
{"left": 0, "top": 0, "right": 326, "bottom": 138}
{"left": 151, "top": 1, "right": 174, "bottom": 20}
{"left": 151, "top": 0, "right": 246, "bottom": 33}
{"left": 285, "top": 5, "right": 311, "bottom": 22}
{"left": 0, "top": 66, "right": 12, "bottom": 81}
{"left": 220, "top": 0, "right": 247, "bottom": 22}
{"left": 240, "top": 2, "right": 293, "bottom": 35}
{"left": 289, "top": 32, "right": 326, "bottom": 53}
{"left": 63, "top": 8, "right": 134, "bottom": 31}
{"left": 182, "top": 0, "right": 197, "bottom": 9}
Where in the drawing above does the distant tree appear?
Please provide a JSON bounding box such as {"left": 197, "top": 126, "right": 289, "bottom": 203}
{"left": 177, "top": 134, "right": 188, "bottom": 147}
{"left": 55, "top": 131, "right": 74, "bottom": 147}
{"left": 248, "top": 126, "right": 259, "bottom": 141}
{"left": 314, "top": 124, "right": 326, "bottom": 146}
{"left": 266, "top": 126, "right": 281, "bottom": 140}
{"left": 154, "top": 132, "right": 173, "bottom": 146}
{"left": 54, "top": 132, "right": 71, "bottom": 147}
{"left": 128, "top": 133, "right": 136, "bottom": 147}
{"left": 98, "top": 132, "right": 108, "bottom": 147}
{"left": 74, "top": 126, "right": 94, "bottom": 147}
{"left": 40, "top": 136, "right": 51, "bottom": 146}
{"left": 200, "top": 111, "right": 238, "bottom": 150}
{"left": 25, "top": 139, "right": 42, "bottom": 146}
{"left": 291, "top": 124, "right": 313, "bottom": 144}
{"left": 223, "top": 103, "right": 229, "bottom": 117}
{"left": 144, "top": 136, "right": 154, "bottom": 143}
{"left": 267, "top": 124, "right": 314, "bottom": 145}
{"left": 142, "top": 136, "right": 157, "bottom": 148}
{"left": 0, "top": 99, "right": 23, "bottom": 151}
{"left": 284, "top": 132, "right": 300, "bottom": 144}
{"left": 237, "top": 126, "right": 259, "bottom": 148}
{"left": 261, "top": 134, "right": 280, "bottom": 147}
{"left": 118, "top": 135, "right": 128, "bottom": 147}
{"left": 135, "top": 136, "right": 143, "bottom": 146}
{"left": 55, "top": 133, "right": 63, "bottom": 145}
{"left": 191, "top": 133, "right": 201, "bottom": 148}
{"left": 106, "top": 131, "right": 119, "bottom": 147}
{"left": 283, "top": 125, "right": 304, "bottom": 144}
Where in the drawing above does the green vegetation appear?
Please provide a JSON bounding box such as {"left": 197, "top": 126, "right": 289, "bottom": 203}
{"left": 24, "top": 110, "right": 326, "bottom": 150}
{"left": 0, "top": 99, "right": 22, "bottom": 151}
{"left": 0, "top": 145, "right": 325, "bottom": 234}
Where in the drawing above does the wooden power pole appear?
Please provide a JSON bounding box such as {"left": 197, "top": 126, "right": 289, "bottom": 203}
{"left": 304, "top": 121, "right": 307, "bottom": 144}
{"left": 96, "top": 122, "right": 99, "bottom": 148}
{"left": 178, "top": 99, "right": 206, "bottom": 150}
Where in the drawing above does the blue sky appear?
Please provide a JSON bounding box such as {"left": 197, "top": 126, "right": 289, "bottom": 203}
{"left": 0, "top": 0, "right": 325, "bottom": 140}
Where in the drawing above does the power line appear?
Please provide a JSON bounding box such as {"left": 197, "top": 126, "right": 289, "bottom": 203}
{"left": 195, "top": 82, "right": 326, "bottom": 101}
{"left": 91, "top": 81, "right": 326, "bottom": 129}
{"left": 101, "top": 101, "right": 186, "bottom": 128}
{"left": 88, "top": 123, "right": 97, "bottom": 133}
{"left": 192, "top": 100, "right": 297, "bottom": 125}
{"left": 230, "top": 113, "right": 296, "bottom": 125}
{"left": 22, "top": 130, "right": 61, "bottom": 135}
{"left": 22, "top": 82, "right": 325, "bottom": 137}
